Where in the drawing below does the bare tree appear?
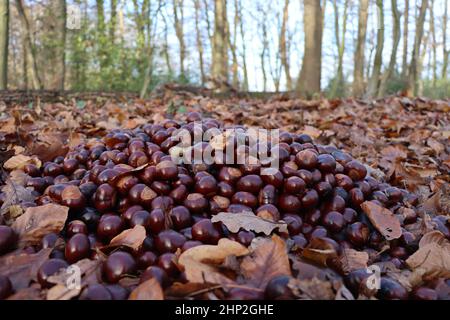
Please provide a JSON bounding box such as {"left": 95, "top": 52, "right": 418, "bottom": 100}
{"left": 279, "top": 0, "right": 292, "bottom": 91}
{"left": 401, "top": 0, "right": 409, "bottom": 77}
{"left": 16, "top": 0, "right": 41, "bottom": 89}
{"left": 194, "top": 0, "right": 206, "bottom": 85}
{"left": 353, "top": 0, "right": 369, "bottom": 97}
{"left": 330, "top": 0, "right": 349, "bottom": 98}
{"left": 0, "top": 0, "right": 9, "bottom": 89}
{"left": 227, "top": 0, "right": 239, "bottom": 88}
{"left": 366, "top": 0, "right": 384, "bottom": 98}
{"left": 173, "top": 0, "right": 186, "bottom": 79}
{"left": 443, "top": 0, "right": 448, "bottom": 79}
{"left": 407, "top": 0, "right": 428, "bottom": 96}
{"left": 378, "top": 0, "right": 401, "bottom": 97}
{"left": 296, "top": 0, "right": 322, "bottom": 98}
{"left": 429, "top": 0, "right": 437, "bottom": 86}
{"left": 212, "top": 0, "right": 228, "bottom": 90}
{"left": 237, "top": 0, "right": 248, "bottom": 91}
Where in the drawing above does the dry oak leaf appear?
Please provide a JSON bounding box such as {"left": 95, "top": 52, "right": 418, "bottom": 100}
{"left": 128, "top": 278, "right": 164, "bottom": 300}
{"left": 337, "top": 248, "right": 369, "bottom": 274}
{"left": 240, "top": 235, "right": 291, "bottom": 289}
{"left": 109, "top": 225, "right": 146, "bottom": 251}
{"left": 302, "top": 237, "right": 338, "bottom": 267}
{"left": 288, "top": 277, "right": 335, "bottom": 300}
{"left": 28, "top": 132, "right": 69, "bottom": 163}
{"left": 178, "top": 238, "right": 249, "bottom": 285}
{"left": 361, "top": 201, "right": 402, "bottom": 240}
{"left": 0, "top": 248, "right": 52, "bottom": 291}
{"left": 406, "top": 231, "right": 450, "bottom": 283}
{"left": 3, "top": 154, "right": 41, "bottom": 171}
{"left": 47, "top": 258, "right": 103, "bottom": 300}
{"left": 11, "top": 204, "right": 69, "bottom": 246}
{"left": 211, "top": 211, "right": 287, "bottom": 235}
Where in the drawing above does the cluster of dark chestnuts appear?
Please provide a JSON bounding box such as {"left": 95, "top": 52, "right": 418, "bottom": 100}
{"left": 0, "top": 111, "right": 449, "bottom": 300}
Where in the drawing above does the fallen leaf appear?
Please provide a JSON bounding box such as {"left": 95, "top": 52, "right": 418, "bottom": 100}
{"left": 11, "top": 204, "right": 69, "bottom": 246}
{"left": 28, "top": 132, "right": 69, "bottom": 163}
{"left": 128, "top": 278, "right": 164, "bottom": 300}
{"left": 406, "top": 231, "right": 450, "bottom": 283}
{"left": 211, "top": 211, "right": 287, "bottom": 235}
{"left": 302, "top": 237, "right": 338, "bottom": 267}
{"left": 7, "top": 284, "right": 43, "bottom": 300}
{"left": 361, "top": 201, "right": 402, "bottom": 240}
{"left": 47, "top": 259, "right": 102, "bottom": 300}
{"left": 336, "top": 248, "right": 369, "bottom": 274}
{"left": 3, "top": 154, "right": 41, "bottom": 171}
{"left": 165, "top": 282, "right": 221, "bottom": 298}
{"left": 178, "top": 238, "right": 249, "bottom": 285}
{"left": 288, "top": 277, "right": 336, "bottom": 300}
{"left": 0, "top": 248, "right": 52, "bottom": 290}
{"left": 240, "top": 235, "right": 291, "bottom": 289}
{"left": 0, "top": 180, "right": 35, "bottom": 223}
{"left": 108, "top": 225, "right": 146, "bottom": 251}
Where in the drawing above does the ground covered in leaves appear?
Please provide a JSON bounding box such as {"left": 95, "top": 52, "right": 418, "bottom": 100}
{"left": 0, "top": 91, "right": 449, "bottom": 300}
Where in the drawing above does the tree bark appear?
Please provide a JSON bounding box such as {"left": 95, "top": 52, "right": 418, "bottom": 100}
{"left": 110, "top": 0, "right": 118, "bottom": 42}
{"left": 279, "top": 0, "right": 292, "bottom": 91}
{"left": 53, "top": 0, "right": 66, "bottom": 90}
{"left": 401, "top": 0, "right": 409, "bottom": 77}
{"left": 173, "top": 0, "right": 186, "bottom": 79}
{"left": 194, "top": 0, "right": 205, "bottom": 85}
{"left": 429, "top": 0, "right": 437, "bottom": 86}
{"left": 0, "top": 0, "right": 9, "bottom": 89}
{"left": 378, "top": 0, "right": 400, "bottom": 97}
{"left": 366, "top": 0, "right": 384, "bottom": 98}
{"left": 353, "top": 0, "right": 369, "bottom": 97}
{"left": 16, "top": 0, "right": 41, "bottom": 90}
{"left": 443, "top": 0, "right": 448, "bottom": 79}
{"left": 237, "top": 0, "right": 248, "bottom": 91}
{"left": 407, "top": 0, "right": 428, "bottom": 96}
{"left": 296, "top": 0, "right": 322, "bottom": 98}
{"left": 330, "top": 0, "right": 349, "bottom": 98}
{"left": 228, "top": 0, "right": 239, "bottom": 88}
{"left": 212, "top": 0, "right": 228, "bottom": 91}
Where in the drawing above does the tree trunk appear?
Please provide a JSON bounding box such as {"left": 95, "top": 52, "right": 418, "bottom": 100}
{"left": 173, "top": 0, "right": 186, "bottom": 79}
{"left": 353, "top": 0, "right": 369, "bottom": 97}
{"left": 194, "top": 0, "right": 205, "bottom": 85}
{"left": 237, "top": 0, "right": 248, "bottom": 91}
{"left": 366, "top": 0, "right": 384, "bottom": 98}
{"left": 96, "top": 0, "right": 106, "bottom": 72}
{"left": 212, "top": 0, "right": 228, "bottom": 91}
{"left": 401, "top": 0, "right": 409, "bottom": 77}
{"left": 407, "top": 0, "right": 428, "bottom": 96}
{"left": 279, "top": 0, "right": 291, "bottom": 91}
{"left": 228, "top": 0, "right": 239, "bottom": 88}
{"left": 330, "top": 0, "right": 349, "bottom": 98}
{"left": 0, "top": 0, "right": 9, "bottom": 89}
{"left": 53, "top": 0, "right": 66, "bottom": 90}
{"left": 16, "top": 0, "right": 41, "bottom": 90}
{"left": 429, "top": 0, "right": 437, "bottom": 86}
{"left": 378, "top": 0, "right": 400, "bottom": 97}
{"left": 110, "top": 0, "right": 118, "bottom": 42}
{"left": 296, "top": 0, "right": 322, "bottom": 98}
{"left": 443, "top": 0, "right": 448, "bottom": 79}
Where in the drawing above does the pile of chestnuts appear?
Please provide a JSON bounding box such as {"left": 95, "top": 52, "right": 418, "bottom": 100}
{"left": 0, "top": 111, "right": 448, "bottom": 300}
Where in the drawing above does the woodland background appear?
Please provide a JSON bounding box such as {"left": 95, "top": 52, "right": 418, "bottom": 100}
{"left": 0, "top": 0, "right": 449, "bottom": 99}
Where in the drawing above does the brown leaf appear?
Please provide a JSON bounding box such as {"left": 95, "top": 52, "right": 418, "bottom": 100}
{"left": 211, "top": 211, "right": 287, "bottom": 235}
{"left": 0, "top": 248, "right": 52, "bottom": 290}
{"left": 406, "top": 231, "right": 450, "bottom": 283}
{"left": 291, "top": 257, "right": 341, "bottom": 281}
{"left": 336, "top": 248, "right": 369, "bottom": 274}
{"left": 11, "top": 204, "right": 69, "bottom": 246}
{"left": 178, "top": 238, "right": 249, "bottom": 285}
{"left": 3, "top": 154, "right": 41, "bottom": 171}
{"left": 108, "top": 225, "right": 146, "bottom": 251}
{"left": 302, "top": 237, "right": 338, "bottom": 267}
{"left": 165, "top": 282, "right": 221, "bottom": 299}
{"left": 361, "top": 201, "right": 402, "bottom": 240}
{"left": 288, "top": 277, "right": 336, "bottom": 300}
{"left": 0, "top": 180, "right": 35, "bottom": 223}
{"left": 7, "top": 284, "right": 43, "bottom": 300}
{"left": 128, "top": 278, "right": 164, "bottom": 300}
{"left": 47, "top": 259, "right": 102, "bottom": 300}
{"left": 28, "top": 132, "right": 69, "bottom": 163}
{"left": 240, "top": 235, "right": 291, "bottom": 289}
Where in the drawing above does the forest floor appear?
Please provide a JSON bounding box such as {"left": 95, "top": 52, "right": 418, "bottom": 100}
{"left": 0, "top": 90, "right": 449, "bottom": 300}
